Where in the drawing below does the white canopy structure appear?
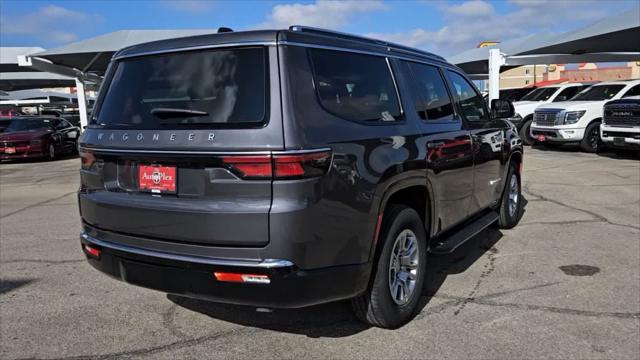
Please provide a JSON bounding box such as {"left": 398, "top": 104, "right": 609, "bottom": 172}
{"left": 0, "top": 47, "right": 75, "bottom": 91}
{"left": 448, "top": 7, "right": 640, "bottom": 103}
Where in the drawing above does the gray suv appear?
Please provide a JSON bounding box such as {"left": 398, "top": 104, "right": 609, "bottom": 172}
{"left": 78, "top": 26, "right": 524, "bottom": 328}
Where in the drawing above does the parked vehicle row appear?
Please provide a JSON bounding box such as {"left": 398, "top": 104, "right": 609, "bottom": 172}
{"left": 0, "top": 116, "right": 80, "bottom": 161}
{"left": 531, "top": 79, "right": 640, "bottom": 152}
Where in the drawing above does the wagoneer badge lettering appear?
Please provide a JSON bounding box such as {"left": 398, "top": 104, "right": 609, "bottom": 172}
{"left": 93, "top": 132, "right": 215, "bottom": 143}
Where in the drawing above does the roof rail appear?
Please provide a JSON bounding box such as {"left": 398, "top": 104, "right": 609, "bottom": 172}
{"left": 288, "top": 25, "right": 446, "bottom": 62}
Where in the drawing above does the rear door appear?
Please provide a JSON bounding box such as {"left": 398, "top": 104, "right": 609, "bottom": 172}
{"left": 400, "top": 61, "right": 474, "bottom": 232}
{"left": 79, "top": 45, "right": 283, "bottom": 247}
{"left": 445, "top": 70, "right": 505, "bottom": 215}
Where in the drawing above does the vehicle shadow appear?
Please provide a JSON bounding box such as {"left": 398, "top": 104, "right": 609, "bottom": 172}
{"left": 168, "top": 202, "right": 523, "bottom": 336}
{"left": 0, "top": 153, "right": 78, "bottom": 165}
{"left": 596, "top": 148, "right": 640, "bottom": 160}
{"left": 530, "top": 143, "right": 581, "bottom": 152}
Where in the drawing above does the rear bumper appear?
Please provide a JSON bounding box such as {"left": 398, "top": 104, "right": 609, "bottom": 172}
{"left": 80, "top": 231, "right": 370, "bottom": 308}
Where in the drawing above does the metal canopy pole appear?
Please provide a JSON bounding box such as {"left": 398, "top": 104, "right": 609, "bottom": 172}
{"left": 488, "top": 48, "right": 505, "bottom": 106}
{"left": 74, "top": 79, "right": 88, "bottom": 129}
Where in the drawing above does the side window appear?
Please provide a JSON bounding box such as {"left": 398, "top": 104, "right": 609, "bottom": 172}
{"left": 404, "top": 62, "right": 455, "bottom": 122}
{"left": 308, "top": 49, "right": 401, "bottom": 123}
{"left": 54, "top": 120, "right": 66, "bottom": 130}
{"left": 622, "top": 85, "right": 640, "bottom": 98}
{"left": 446, "top": 70, "right": 489, "bottom": 123}
{"left": 553, "top": 86, "right": 581, "bottom": 102}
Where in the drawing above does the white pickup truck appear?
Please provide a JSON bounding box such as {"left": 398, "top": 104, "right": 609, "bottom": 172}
{"left": 510, "top": 83, "right": 588, "bottom": 145}
{"left": 601, "top": 96, "right": 640, "bottom": 151}
{"left": 531, "top": 79, "right": 640, "bottom": 152}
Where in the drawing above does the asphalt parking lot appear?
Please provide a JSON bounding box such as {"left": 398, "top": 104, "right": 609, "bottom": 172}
{"left": 1, "top": 147, "right": 638, "bottom": 359}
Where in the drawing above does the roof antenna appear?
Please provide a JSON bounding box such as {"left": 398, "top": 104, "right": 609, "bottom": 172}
{"left": 217, "top": 27, "right": 233, "bottom": 33}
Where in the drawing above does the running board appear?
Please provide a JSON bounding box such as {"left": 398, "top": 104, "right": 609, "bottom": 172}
{"left": 429, "top": 211, "right": 499, "bottom": 255}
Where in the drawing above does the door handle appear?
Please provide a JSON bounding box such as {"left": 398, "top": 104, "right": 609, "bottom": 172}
{"left": 427, "top": 141, "right": 445, "bottom": 149}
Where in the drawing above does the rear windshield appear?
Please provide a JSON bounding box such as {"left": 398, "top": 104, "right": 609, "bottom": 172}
{"left": 94, "top": 47, "right": 267, "bottom": 129}
{"left": 572, "top": 85, "right": 624, "bottom": 101}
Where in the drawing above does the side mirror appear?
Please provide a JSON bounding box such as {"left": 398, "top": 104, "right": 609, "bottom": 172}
{"left": 490, "top": 99, "right": 515, "bottom": 119}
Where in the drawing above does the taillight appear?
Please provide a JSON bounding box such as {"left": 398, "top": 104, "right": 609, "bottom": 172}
{"left": 221, "top": 150, "right": 332, "bottom": 180}
{"left": 79, "top": 149, "right": 96, "bottom": 170}
{"left": 273, "top": 150, "right": 332, "bottom": 179}
{"left": 83, "top": 244, "right": 100, "bottom": 258}
{"left": 221, "top": 155, "right": 272, "bottom": 179}
{"left": 214, "top": 272, "right": 270, "bottom": 284}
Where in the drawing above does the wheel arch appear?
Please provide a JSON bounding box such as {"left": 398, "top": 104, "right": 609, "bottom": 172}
{"left": 369, "top": 176, "right": 435, "bottom": 262}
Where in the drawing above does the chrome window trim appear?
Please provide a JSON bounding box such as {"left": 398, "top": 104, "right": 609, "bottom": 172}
{"left": 81, "top": 232, "right": 294, "bottom": 268}
{"left": 113, "top": 41, "right": 278, "bottom": 60}
{"left": 386, "top": 57, "right": 405, "bottom": 118}
{"left": 79, "top": 146, "right": 332, "bottom": 156}
{"left": 279, "top": 41, "right": 451, "bottom": 68}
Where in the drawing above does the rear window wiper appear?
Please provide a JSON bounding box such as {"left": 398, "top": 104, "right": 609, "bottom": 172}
{"left": 150, "top": 108, "right": 209, "bottom": 119}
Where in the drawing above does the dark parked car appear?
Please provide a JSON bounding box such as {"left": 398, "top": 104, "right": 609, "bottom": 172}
{"left": 78, "top": 27, "right": 524, "bottom": 328}
{"left": 0, "top": 117, "right": 80, "bottom": 161}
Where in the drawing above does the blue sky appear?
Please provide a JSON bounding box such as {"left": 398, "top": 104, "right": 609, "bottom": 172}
{"left": 1, "top": 0, "right": 638, "bottom": 56}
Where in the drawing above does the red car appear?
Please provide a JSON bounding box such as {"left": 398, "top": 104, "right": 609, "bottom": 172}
{"left": 0, "top": 117, "right": 80, "bottom": 161}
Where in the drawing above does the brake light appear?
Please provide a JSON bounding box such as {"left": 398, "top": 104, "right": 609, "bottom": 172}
{"left": 79, "top": 149, "right": 96, "bottom": 170}
{"left": 273, "top": 151, "right": 332, "bottom": 179}
{"left": 214, "top": 272, "right": 270, "bottom": 284}
{"left": 221, "top": 150, "right": 332, "bottom": 180}
{"left": 221, "top": 155, "right": 272, "bottom": 179}
{"left": 83, "top": 244, "right": 100, "bottom": 258}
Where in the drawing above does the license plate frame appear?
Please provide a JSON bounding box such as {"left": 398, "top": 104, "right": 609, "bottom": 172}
{"left": 4, "top": 147, "right": 16, "bottom": 154}
{"left": 138, "top": 164, "right": 177, "bottom": 194}
{"left": 613, "top": 137, "right": 626, "bottom": 146}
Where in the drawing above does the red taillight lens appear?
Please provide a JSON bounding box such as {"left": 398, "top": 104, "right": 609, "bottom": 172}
{"left": 214, "top": 272, "right": 270, "bottom": 284}
{"left": 273, "top": 151, "right": 332, "bottom": 179}
{"left": 221, "top": 155, "right": 272, "bottom": 179}
{"left": 83, "top": 244, "right": 100, "bottom": 258}
{"left": 79, "top": 149, "right": 95, "bottom": 170}
{"left": 221, "top": 150, "right": 332, "bottom": 180}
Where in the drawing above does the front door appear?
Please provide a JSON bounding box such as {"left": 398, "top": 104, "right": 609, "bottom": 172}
{"left": 398, "top": 61, "right": 474, "bottom": 233}
{"left": 445, "top": 70, "right": 505, "bottom": 215}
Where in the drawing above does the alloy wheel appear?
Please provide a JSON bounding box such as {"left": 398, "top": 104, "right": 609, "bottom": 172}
{"left": 388, "top": 229, "right": 419, "bottom": 305}
{"left": 589, "top": 127, "right": 600, "bottom": 151}
{"left": 508, "top": 173, "right": 519, "bottom": 218}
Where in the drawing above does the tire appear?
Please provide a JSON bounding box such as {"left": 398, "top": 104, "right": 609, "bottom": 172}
{"left": 519, "top": 119, "right": 534, "bottom": 146}
{"left": 580, "top": 122, "right": 601, "bottom": 153}
{"left": 47, "top": 143, "right": 56, "bottom": 161}
{"left": 351, "top": 205, "right": 427, "bottom": 329}
{"left": 498, "top": 165, "right": 522, "bottom": 229}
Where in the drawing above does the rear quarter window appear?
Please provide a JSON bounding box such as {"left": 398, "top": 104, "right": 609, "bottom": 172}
{"left": 94, "top": 47, "right": 268, "bottom": 129}
{"left": 308, "top": 49, "right": 401, "bottom": 123}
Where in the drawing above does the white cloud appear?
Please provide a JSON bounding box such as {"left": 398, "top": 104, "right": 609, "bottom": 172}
{"left": 367, "top": 0, "right": 628, "bottom": 56}
{"left": 0, "top": 5, "right": 103, "bottom": 44}
{"left": 445, "top": 0, "right": 494, "bottom": 17}
{"left": 161, "top": 0, "right": 215, "bottom": 13}
{"left": 257, "top": 0, "right": 386, "bottom": 29}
